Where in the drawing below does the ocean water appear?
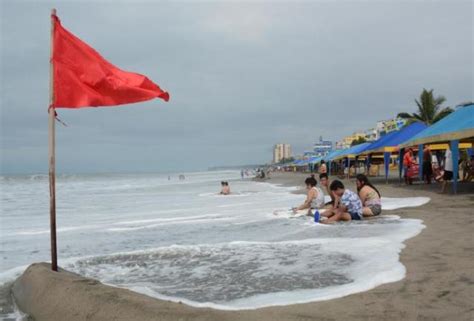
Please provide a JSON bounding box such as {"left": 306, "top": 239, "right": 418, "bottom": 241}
{"left": 0, "top": 171, "right": 428, "bottom": 314}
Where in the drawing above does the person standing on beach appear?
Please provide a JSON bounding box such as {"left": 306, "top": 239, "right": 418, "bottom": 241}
{"left": 292, "top": 176, "right": 325, "bottom": 215}
{"left": 319, "top": 160, "right": 327, "bottom": 175}
{"left": 441, "top": 147, "right": 454, "bottom": 193}
{"left": 355, "top": 174, "right": 382, "bottom": 217}
{"left": 403, "top": 148, "right": 415, "bottom": 185}
{"left": 322, "top": 180, "right": 363, "bottom": 223}
{"left": 422, "top": 146, "right": 433, "bottom": 184}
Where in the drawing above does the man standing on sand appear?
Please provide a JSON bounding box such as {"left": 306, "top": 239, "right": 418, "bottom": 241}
{"left": 441, "top": 147, "right": 454, "bottom": 193}
{"left": 422, "top": 145, "right": 433, "bottom": 184}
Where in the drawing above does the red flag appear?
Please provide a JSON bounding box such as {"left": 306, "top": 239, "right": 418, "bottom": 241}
{"left": 52, "top": 14, "right": 169, "bottom": 108}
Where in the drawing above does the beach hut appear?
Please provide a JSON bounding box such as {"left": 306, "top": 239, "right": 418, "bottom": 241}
{"left": 292, "top": 159, "right": 306, "bottom": 166}
{"left": 324, "top": 149, "right": 347, "bottom": 162}
{"left": 291, "top": 158, "right": 312, "bottom": 172}
{"left": 307, "top": 156, "right": 322, "bottom": 172}
{"left": 362, "top": 122, "right": 428, "bottom": 182}
{"left": 323, "top": 148, "right": 349, "bottom": 176}
{"left": 330, "top": 143, "right": 371, "bottom": 178}
{"left": 308, "top": 156, "right": 322, "bottom": 164}
{"left": 400, "top": 104, "right": 474, "bottom": 193}
{"left": 334, "top": 142, "right": 372, "bottom": 159}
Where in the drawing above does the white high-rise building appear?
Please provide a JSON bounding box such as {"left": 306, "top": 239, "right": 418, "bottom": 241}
{"left": 273, "top": 144, "right": 292, "bottom": 163}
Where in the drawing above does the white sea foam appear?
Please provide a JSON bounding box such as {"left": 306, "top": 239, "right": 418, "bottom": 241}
{"left": 0, "top": 171, "right": 429, "bottom": 313}
{"left": 112, "top": 213, "right": 224, "bottom": 225}
{"left": 11, "top": 226, "right": 95, "bottom": 236}
{"left": 64, "top": 222, "right": 424, "bottom": 310}
{"left": 381, "top": 197, "right": 430, "bottom": 210}
{"left": 107, "top": 217, "right": 235, "bottom": 232}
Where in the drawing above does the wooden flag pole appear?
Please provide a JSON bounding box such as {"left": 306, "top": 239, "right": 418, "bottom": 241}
{"left": 49, "top": 8, "right": 58, "bottom": 272}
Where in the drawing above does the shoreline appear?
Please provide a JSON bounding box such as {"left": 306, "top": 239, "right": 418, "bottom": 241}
{"left": 11, "top": 172, "right": 474, "bottom": 321}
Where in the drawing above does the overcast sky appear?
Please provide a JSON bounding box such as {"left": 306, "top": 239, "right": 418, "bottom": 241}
{"left": 1, "top": 0, "right": 472, "bottom": 174}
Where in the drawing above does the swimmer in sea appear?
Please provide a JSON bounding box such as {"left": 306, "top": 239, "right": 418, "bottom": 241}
{"left": 220, "top": 181, "right": 231, "bottom": 195}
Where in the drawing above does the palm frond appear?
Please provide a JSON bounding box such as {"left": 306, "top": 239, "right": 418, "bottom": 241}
{"left": 399, "top": 89, "right": 449, "bottom": 125}
{"left": 397, "top": 112, "right": 413, "bottom": 119}
{"left": 432, "top": 107, "right": 454, "bottom": 123}
{"left": 412, "top": 113, "right": 425, "bottom": 122}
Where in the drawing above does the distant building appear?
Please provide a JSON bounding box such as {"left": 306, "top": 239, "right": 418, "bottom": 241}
{"left": 313, "top": 136, "right": 333, "bottom": 157}
{"left": 364, "top": 128, "right": 377, "bottom": 142}
{"left": 273, "top": 143, "right": 292, "bottom": 163}
{"left": 334, "top": 118, "right": 407, "bottom": 149}
{"left": 336, "top": 132, "right": 365, "bottom": 149}
{"left": 376, "top": 118, "right": 407, "bottom": 139}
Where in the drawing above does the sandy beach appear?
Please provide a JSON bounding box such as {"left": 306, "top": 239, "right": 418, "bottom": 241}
{"left": 12, "top": 172, "right": 474, "bottom": 321}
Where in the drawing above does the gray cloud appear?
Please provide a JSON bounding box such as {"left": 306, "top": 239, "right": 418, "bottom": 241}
{"left": 1, "top": 0, "right": 472, "bottom": 174}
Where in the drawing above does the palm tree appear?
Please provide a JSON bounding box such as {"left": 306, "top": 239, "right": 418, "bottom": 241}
{"left": 398, "top": 89, "right": 453, "bottom": 125}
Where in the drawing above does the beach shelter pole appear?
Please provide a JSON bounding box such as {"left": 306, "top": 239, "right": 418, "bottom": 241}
{"left": 383, "top": 152, "right": 390, "bottom": 184}
{"left": 365, "top": 154, "right": 370, "bottom": 175}
{"left": 418, "top": 144, "right": 424, "bottom": 182}
{"left": 468, "top": 148, "right": 473, "bottom": 157}
{"left": 346, "top": 157, "right": 350, "bottom": 179}
{"left": 48, "top": 8, "right": 58, "bottom": 272}
{"left": 328, "top": 161, "right": 332, "bottom": 176}
{"left": 398, "top": 148, "right": 404, "bottom": 184}
{"left": 45, "top": 10, "right": 170, "bottom": 272}
{"left": 451, "top": 140, "right": 459, "bottom": 194}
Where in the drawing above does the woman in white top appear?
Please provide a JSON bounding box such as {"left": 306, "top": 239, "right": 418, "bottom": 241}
{"left": 293, "top": 176, "right": 325, "bottom": 216}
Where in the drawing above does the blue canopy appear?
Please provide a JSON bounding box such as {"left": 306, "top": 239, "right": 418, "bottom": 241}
{"left": 401, "top": 105, "right": 474, "bottom": 146}
{"left": 293, "top": 159, "right": 308, "bottom": 166}
{"left": 323, "top": 148, "right": 348, "bottom": 161}
{"left": 364, "top": 122, "right": 428, "bottom": 153}
{"left": 308, "top": 156, "right": 322, "bottom": 164}
{"left": 333, "top": 142, "right": 371, "bottom": 160}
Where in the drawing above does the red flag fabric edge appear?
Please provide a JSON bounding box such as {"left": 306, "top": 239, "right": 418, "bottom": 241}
{"left": 52, "top": 13, "right": 169, "bottom": 108}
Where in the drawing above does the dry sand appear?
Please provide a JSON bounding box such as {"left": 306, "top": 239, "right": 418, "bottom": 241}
{"left": 12, "top": 172, "right": 474, "bottom": 321}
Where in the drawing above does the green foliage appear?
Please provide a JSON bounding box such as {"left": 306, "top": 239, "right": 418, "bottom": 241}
{"left": 351, "top": 137, "right": 367, "bottom": 146}
{"left": 397, "top": 89, "right": 453, "bottom": 125}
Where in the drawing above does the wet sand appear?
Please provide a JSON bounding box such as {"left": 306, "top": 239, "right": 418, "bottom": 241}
{"left": 12, "top": 172, "right": 474, "bottom": 321}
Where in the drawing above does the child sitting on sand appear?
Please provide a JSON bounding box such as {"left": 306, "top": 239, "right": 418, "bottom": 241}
{"left": 321, "top": 180, "right": 363, "bottom": 223}
{"left": 292, "top": 176, "right": 325, "bottom": 215}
